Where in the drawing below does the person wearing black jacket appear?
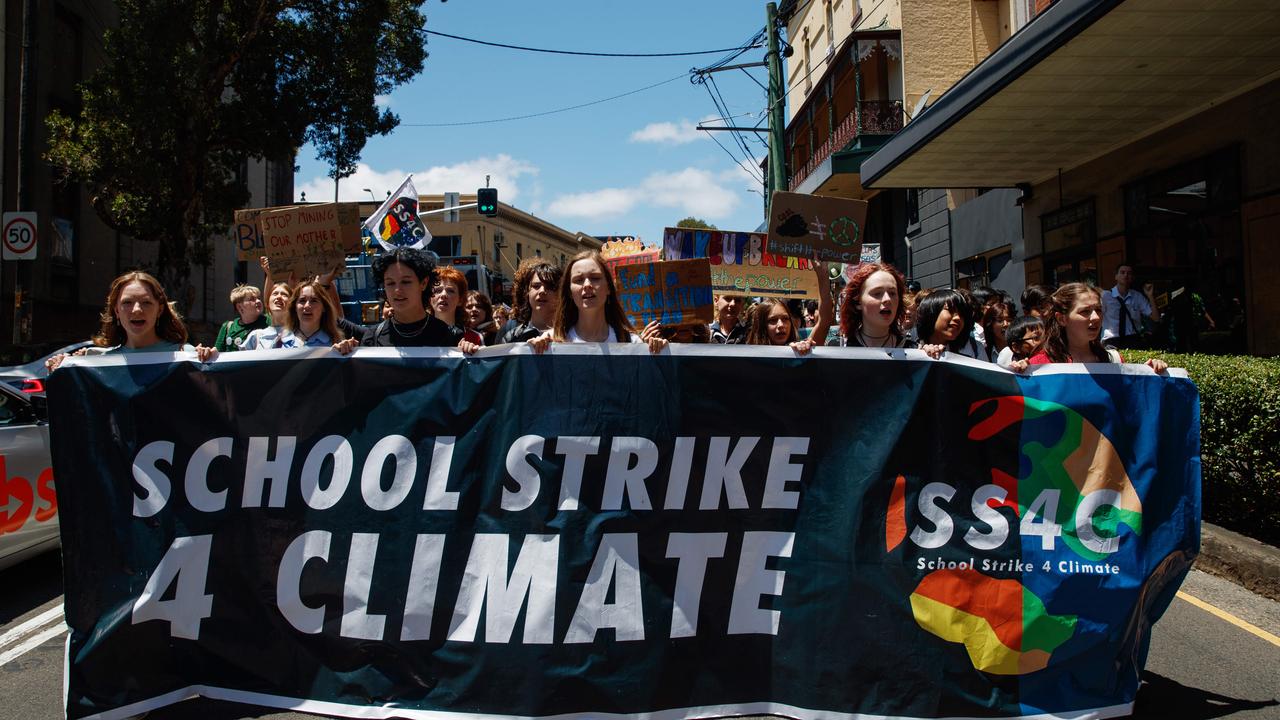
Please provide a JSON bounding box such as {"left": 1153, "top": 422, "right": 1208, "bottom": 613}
{"left": 331, "top": 248, "right": 478, "bottom": 353}
{"left": 496, "top": 257, "right": 563, "bottom": 344}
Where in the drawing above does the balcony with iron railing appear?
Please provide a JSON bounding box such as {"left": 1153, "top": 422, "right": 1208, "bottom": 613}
{"left": 789, "top": 100, "right": 903, "bottom": 191}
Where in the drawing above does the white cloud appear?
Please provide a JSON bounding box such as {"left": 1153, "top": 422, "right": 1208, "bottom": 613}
{"left": 295, "top": 154, "right": 539, "bottom": 205}
{"left": 547, "top": 188, "right": 639, "bottom": 218}
{"left": 545, "top": 167, "right": 742, "bottom": 221}
{"left": 374, "top": 94, "right": 392, "bottom": 108}
{"left": 720, "top": 165, "right": 764, "bottom": 194}
{"left": 630, "top": 119, "right": 703, "bottom": 145}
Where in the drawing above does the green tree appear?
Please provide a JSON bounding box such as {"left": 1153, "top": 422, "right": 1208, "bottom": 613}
{"left": 45, "top": 0, "right": 428, "bottom": 306}
{"left": 675, "top": 217, "right": 717, "bottom": 230}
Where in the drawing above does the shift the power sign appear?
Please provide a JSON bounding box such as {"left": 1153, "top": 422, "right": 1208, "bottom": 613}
{"left": 2, "top": 212, "right": 38, "bottom": 260}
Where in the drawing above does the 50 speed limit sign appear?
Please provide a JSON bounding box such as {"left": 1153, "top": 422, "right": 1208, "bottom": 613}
{"left": 2, "top": 212, "right": 37, "bottom": 260}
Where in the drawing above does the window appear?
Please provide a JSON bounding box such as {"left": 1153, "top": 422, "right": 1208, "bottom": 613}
{"left": 428, "top": 235, "right": 461, "bottom": 257}
{"left": 516, "top": 242, "right": 523, "bottom": 262}
{"left": 955, "top": 247, "right": 1013, "bottom": 289}
{"left": 905, "top": 188, "right": 920, "bottom": 228}
{"left": 1040, "top": 199, "right": 1095, "bottom": 255}
{"left": 825, "top": 0, "right": 836, "bottom": 56}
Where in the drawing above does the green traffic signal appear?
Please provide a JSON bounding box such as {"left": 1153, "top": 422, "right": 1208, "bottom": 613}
{"left": 477, "top": 188, "right": 498, "bottom": 217}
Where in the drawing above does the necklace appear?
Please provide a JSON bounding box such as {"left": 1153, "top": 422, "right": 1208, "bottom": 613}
{"left": 859, "top": 329, "right": 891, "bottom": 347}
{"left": 391, "top": 317, "right": 429, "bottom": 338}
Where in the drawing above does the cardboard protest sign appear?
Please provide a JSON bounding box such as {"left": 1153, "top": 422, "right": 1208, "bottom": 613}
{"left": 663, "top": 227, "right": 820, "bottom": 299}
{"left": 613, "top": 258, "right": 713, "bottom": 327}
{"left": 233, "top": 207, "right": 277, "bottom": 262}
{"left": 238, "top": 204, "right": 360, "bottom": 265}
{"left": 767, "top": 191, "right": 868, "bottom": 264}
{"left": 256, "top": 203, "right": 359, "bottom": 279}
{"left": 334, "top": 203, "right": 362, "bottom": 253}
{"left": 599, "top": 237, "right": 659, "bottom": 271}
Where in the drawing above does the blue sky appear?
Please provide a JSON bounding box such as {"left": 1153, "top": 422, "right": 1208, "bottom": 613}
{"left": 293, "top": 1, "right": 776, "bottom": 245}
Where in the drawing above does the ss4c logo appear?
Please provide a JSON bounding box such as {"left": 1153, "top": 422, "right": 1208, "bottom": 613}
{"left": 884, "top": 396, "right": 1144, "bottom": 676}
{"left": 886, "top": 396, "right": 1143, "bottom": 559}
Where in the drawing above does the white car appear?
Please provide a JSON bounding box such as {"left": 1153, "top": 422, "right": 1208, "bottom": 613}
{"left": 0, "top": 340, "right": 92, "bottom": 394}
{"left": 0, "top": 382, "right": 57, "bottom": 571}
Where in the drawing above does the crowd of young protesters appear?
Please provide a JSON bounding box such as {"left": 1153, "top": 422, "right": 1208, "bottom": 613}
{"left": 45, "top": 250, "right": 1168, "bottom": 375}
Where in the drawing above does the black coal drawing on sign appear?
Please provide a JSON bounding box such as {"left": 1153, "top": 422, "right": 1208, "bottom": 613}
{"left": 776, "top": 210, "right": 809, "bottom": 237}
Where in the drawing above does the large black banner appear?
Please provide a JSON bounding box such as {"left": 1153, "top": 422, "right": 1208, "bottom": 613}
{"left": 48, "top": 346, "right": 1201, "bottom": 720}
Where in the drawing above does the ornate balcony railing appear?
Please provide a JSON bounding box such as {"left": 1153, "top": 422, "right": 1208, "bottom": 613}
{"left": 788, "top": 100, "right": 904, "bottom": 191}
{"left": 860, "top": 99, "right": 905, "bottom": 135}
{"left": 790, "top": 112, "right": 857, "bottom": 193}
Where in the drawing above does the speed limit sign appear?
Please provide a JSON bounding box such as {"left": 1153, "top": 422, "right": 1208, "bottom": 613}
{"left": 2, "top": 212, "right": 37, "bottom": 261}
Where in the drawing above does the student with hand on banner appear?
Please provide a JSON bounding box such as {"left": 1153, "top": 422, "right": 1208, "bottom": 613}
{"left": 742, "top": 259, "right": 830, "bottom": 355}
{"left": 916, "top": 289, "right": 986, "bottom": 361}
{"left": 831, "top": 262, "right": 918, "bottom": 350}
{"left": 1029, "top": 283, "right": 1168, "bottom": 373}
{"left": 45, "top": 271, "right": 215, "bottom": 371}
{"left": 528, "top": 251, "right": 667, "bottom": 353}
{"left": 333, "top": 247, "right": 478, "bottom": 354}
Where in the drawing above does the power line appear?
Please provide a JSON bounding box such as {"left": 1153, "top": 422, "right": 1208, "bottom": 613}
{"left": 399, "top": 73, "right": 687, "bottom": 127}
{"left": 425, "top": 29, "right": 763, "bottom": 58}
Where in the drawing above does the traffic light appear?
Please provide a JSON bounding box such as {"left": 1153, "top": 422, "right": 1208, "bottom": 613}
{"left": 477, "top": 187, "right": 498, "bottom": 217}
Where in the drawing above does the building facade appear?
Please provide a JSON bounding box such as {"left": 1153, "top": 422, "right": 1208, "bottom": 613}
{"left": 1, "top": 0, "right": 292, "bottom": 354}
{"left": 862, "top": 0, "right": 1280, "bottom": 355}
{"left": 780, "top": 0, "right": 1051, "bottom": 296}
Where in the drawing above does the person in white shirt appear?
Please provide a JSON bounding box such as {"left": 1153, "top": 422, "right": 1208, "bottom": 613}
{"left": 528, "top": 251, "right": 667, "bottom": 353}
{"left": 1101, "top": 264, "right": 1160, "bottom": 347}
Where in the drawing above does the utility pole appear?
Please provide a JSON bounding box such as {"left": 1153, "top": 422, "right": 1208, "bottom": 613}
{"left": 12, "top": 0, "right": 36, "bottom": 344}
{"left": 765, "top": 1, "right": 788, "bottom": 218}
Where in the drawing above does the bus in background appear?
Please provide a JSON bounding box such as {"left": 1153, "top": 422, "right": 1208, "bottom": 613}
{"left": 338, "top": 250, "right": 505, "bottom": 325}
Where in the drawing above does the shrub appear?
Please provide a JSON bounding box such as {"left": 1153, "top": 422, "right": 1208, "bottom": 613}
{"left": 1127, "top": 351, "right": 1280, "bottom": 545}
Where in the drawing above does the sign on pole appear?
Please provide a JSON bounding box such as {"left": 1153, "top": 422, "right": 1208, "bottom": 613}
{"left": 2, "top": 212, "right": 38, "bottom": 261}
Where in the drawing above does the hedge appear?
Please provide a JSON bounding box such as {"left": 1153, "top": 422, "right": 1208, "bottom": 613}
{"left": 1126, "top": 351, "right": 1280, "bottom": 545}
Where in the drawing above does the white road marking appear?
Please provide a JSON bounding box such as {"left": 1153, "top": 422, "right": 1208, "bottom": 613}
{"left": 0, "top": 604, "right": 64, "bottom": 651}
{"left": 0, "top": 622, "right": 66, "bottom": 667}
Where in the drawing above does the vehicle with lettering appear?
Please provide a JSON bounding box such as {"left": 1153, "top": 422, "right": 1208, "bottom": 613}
{"left": 0, "top": 382, "right": 57, "bottom": 571}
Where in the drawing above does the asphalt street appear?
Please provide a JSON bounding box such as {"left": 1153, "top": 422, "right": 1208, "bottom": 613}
{"left": 1, "top": 553, "right": 1276, "bottom": 720}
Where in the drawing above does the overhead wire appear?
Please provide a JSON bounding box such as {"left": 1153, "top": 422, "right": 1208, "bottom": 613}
{"left": 399, "top": 72, "right": 688, "bottom": 127}
{"left": 689, "top": 27, "right": 772, "bottom": 186}
{"left": 424, "top": 29, "right": 764, "bottom": 58}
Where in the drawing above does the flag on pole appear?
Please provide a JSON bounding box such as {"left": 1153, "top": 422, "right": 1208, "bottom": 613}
{"left": 362, "top": 176, "right": 432, "bottom": 252}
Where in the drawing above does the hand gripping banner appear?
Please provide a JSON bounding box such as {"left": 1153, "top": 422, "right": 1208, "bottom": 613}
{"left": 47, "top": 346, "right": 1201, "bottom": 720}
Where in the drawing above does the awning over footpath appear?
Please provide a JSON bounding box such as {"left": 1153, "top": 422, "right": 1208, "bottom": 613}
{"left": 861, "top": 0, "right": 1280, "bottom": 189}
